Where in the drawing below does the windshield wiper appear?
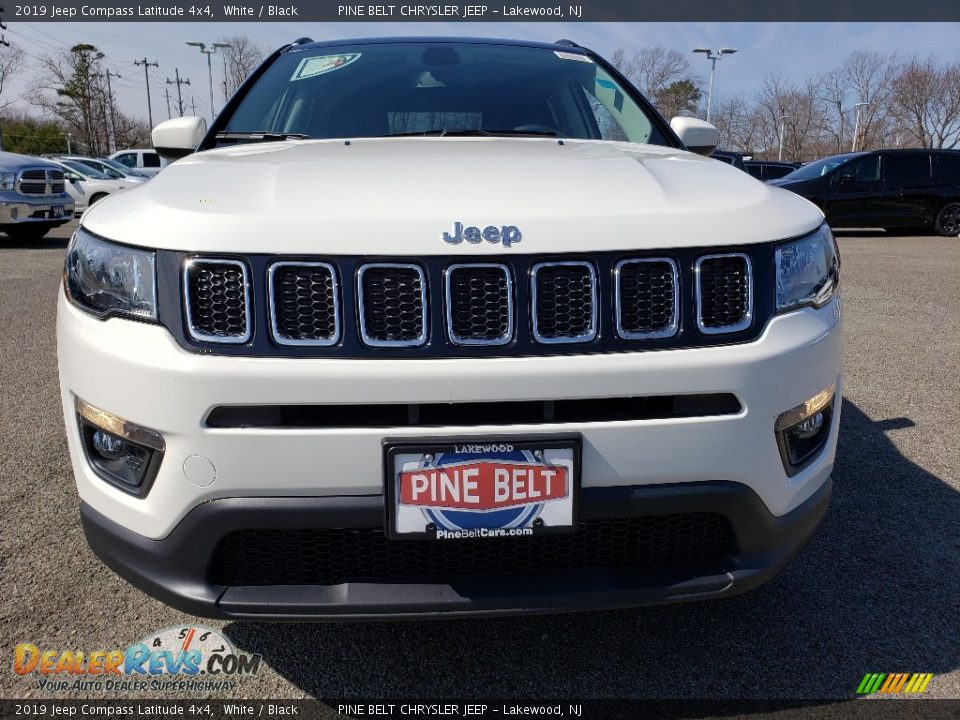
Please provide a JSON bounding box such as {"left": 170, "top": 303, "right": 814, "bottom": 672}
{"left": 215, "top": 131, "right": 312, "bottom": 143}
{"left": 379, "top": 128, "right": 558, "bottom": 138}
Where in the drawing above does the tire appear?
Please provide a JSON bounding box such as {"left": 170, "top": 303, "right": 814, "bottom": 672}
{"left": 2, "top": 225, "right": 50, "bottom": 242}
{"left": 89, "top": 193, "right": 108, "bottom": 205}
{"left": 934, "top": 203, "right": 960, "bottom": 237}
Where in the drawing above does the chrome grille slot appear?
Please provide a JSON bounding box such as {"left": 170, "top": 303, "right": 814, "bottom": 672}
{"left": 183, "top": 259, "right": 251, "bottom": 343}
{"left": 696, "top": 253, "right": 752, "bottom": 333}
{"left": 531, "top": 261, "right": 597, "bottom": 343}
{"left": 268, "top": 262, "right": 339, "bottom": 346}
{"left": 358, "top": 263, "right": 427, "bottom": 347}
{"left": 445, "top": 263, "right": 513, "bottom": 346}
{"left": 615, "top": 258, "right": 678, "bottom": 339}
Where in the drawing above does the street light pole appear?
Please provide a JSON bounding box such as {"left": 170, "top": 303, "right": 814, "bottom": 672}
{"left": 778, "top": 114, "right": 791, "bottom": 162}
{"left": 186, "top": 41, "right": 231, "bottom": 122}
{"left": 852, "top": 102, "right": 870, "bottom": 152}
{"left": 693, "top": 47, "right": 738, "bottom": 123}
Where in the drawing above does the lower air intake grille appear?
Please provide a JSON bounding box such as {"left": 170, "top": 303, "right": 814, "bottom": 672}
{"left": 359, "top": 264, "right": 427, "bottom": 346}
{"left": 616, "top": 259, "right": 678, "bottom": 339}
{"left": 209, "top": 513, "right": 735, "bottom": 586}
{"left": 446, "top": 264, "right": 512, "bottom": 345}
{"left": 269, "top": 262, "right": 339, "bottom": 345}
{"left": 532, "top": 262, "right": 597, "bottom": 343}
{"left": 697, "top": 254, "right": 752, "bottom": 333}
{"left": 184, "top": 259, "right": 250, "bottom": 343}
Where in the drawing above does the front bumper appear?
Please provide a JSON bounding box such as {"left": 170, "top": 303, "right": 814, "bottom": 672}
{"left": 81, "top": 476, "right": 831, "bottom": 620}
{"left": 0, "top": 197, "right": 74, "bottom": 225}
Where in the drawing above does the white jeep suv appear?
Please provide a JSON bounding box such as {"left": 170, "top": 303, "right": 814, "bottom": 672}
{"left": 58, "top": 37, "right": 842, "bottom": 620}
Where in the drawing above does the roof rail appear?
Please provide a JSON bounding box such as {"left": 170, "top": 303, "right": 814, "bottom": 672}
{"left": 555, "top": 39, "right": 581, "bottom": 48}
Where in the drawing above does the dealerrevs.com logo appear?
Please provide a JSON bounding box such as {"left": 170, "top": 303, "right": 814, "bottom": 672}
{"left": 13, "top": 626, "right": 260, "bottom": 693}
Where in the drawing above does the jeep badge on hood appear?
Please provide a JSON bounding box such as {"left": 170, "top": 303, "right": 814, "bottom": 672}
{"left": 442, "top": 222, "right": 523, "bottom": 247}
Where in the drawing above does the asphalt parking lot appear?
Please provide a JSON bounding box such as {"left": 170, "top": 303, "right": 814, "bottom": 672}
{"left": 1, "top": 222, "right": 957, "bottom": 704}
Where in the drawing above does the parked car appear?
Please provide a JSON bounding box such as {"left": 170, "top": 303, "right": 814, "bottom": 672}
{"left": 745, "top": 160, "right": 800, "bottom": 182}
{"left": 48, "top": 159, "right": 139, "bottom": 215}
{"left": 109, "top": 148, "right": 168, "bottom": 176}
{"left": 60, "top": 37, "right": 841, "bottom": 620}
{"left": 57, "top": 156, "right": 150, "bottom": 183}
{"left": 711, "top": 149, "right": 747, "bottom": 171}
{"left": 770, "top": 149, "right": 960, "bottom": 236}
{"left": 0, "top": 152, "right": 75, "bottom": 241}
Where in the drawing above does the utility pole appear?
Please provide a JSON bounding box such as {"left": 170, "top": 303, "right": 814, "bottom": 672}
{"left": 190, "top": 96, "right": 198, "bottom": 115}
{"left": 166, "top": 69, "right": 190, "bottom": 117}
{"left": 778, "top": 114, "right": 791, "bottom": 162}
{"left": 851, "top": 102, "right": 869, "bottom": 152}
{"left": 164, "top": 87, "right": 172, "bottom": 119}
{"left": 134, "top": 58, "right": 159, "bottom": 128}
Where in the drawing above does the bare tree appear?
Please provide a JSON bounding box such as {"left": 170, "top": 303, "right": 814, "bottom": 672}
{"left": 842, "top": 51, "right": 900, "bottom": 151}
{"left": 217, "top": 35, "right": 268, "bottom": 100}
{"left": 0, "top": 42, "right": 25, "bottom": 113}
{"left": 610, "top": 46, "right": 695, "bottom": 99}
{"left": 31, "top": 44, "right": 113, "bottom": 156}
{"left": 891, "top": 55, "right": 960, "bottom": 149}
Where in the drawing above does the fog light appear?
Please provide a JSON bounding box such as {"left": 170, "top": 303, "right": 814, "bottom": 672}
{"left": 791, "top": 412, "right": 824, "bottom": 439}
{"left": 75, "top": 397, "right": 165, "bottom": 496}
{"left": 775, "top": 384, "right": 835, "bottom": 476}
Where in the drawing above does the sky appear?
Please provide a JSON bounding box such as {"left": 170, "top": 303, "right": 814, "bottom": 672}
{"left": 5, "top": 21, "right": 960, "bottom": 125}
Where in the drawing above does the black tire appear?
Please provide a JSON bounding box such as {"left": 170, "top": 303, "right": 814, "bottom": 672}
{"left": 2, "top": 225, "right": 50, "bottom": 242}
{"left": 89, "top": 193, "right": 108, "bottom": 205}
{"left": 934, "top": 203, "right": 960, "bottom": 237}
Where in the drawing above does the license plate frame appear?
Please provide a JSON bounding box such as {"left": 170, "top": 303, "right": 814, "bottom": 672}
{"left": 384, "top": 435, "right": 581, "bottom": 541}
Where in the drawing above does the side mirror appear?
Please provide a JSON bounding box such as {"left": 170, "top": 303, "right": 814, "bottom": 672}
{"left": 64, "top": 172, "right": 82, "bottom": 183}
{"left": 670, "top": 116, "right": 720, "bottom": 156}
{"left": 836, "top": 172, "right": 855, "bottom": 186}
{"left": 152, "top": 116, "right": 207, "bottom": 161}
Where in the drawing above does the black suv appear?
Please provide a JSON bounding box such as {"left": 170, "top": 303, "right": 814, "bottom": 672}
{"left": 770, "top": 149, "right": 960, "bottom": 236}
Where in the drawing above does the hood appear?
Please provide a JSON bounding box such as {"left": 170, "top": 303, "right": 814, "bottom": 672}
{"left": 82, "top": 138, "right": 824, "bottom": 255}
{"left": 0, "top": 152, "right": 64, "bottom": 170}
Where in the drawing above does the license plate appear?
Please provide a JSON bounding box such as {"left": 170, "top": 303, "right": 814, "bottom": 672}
{"left": 50, "top": 205, "right": 64, "bottom": 219}
{"left": 385, "top": 437, "right": 580, "bottom": 540}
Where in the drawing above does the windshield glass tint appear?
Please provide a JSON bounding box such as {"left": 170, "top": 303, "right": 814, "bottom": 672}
{"left": 223, "top": 42, "right": 667, "bottom": 145}
{"left": 783, "top": 154, "right": 861, "bottom": 181}
{"left": 62, "top": 160, "right": 108, "bottom": 179}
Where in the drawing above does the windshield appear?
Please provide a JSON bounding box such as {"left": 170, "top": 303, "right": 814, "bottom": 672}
{"left": 782, "top": 153, "right": 863, "bottom": 181}
{"left": 61, "top": 160, "right": 109, "bottom": 179}
{"left": 221, "top": 41, "right": 669, "bottom": 145}
{"left": 101, "top": 158, "right": 147, "bottom": 177}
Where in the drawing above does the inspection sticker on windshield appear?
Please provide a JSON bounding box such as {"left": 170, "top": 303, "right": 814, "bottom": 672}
{"left": 291, "top": 53, "right": 361, "bottom": 81}
{"left": 554, "top": 51, "right": 593, "bottom": 63}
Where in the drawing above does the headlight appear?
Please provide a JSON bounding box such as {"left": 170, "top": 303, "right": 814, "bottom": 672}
{"left": 775, "top": 224, "right": 840, "bottom": 312}
{"left": 0, "top": 172, "right": 16, "bottom": 191}
{"left": 64, "top": 227, "right": 157, "bottom": 321}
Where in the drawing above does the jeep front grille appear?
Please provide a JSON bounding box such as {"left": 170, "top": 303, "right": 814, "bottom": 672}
{"left": 183, "top": 259, "right": 251, "bottom": 343}
{"left": 16, "top": 168, "right": 65, "bottom": 196}
{"left": 171, "top": 246, "right": 766, "bottom": 357}
{"left": 531, "top": 261, "right": 597, "bottom": 343}
{"left": 358, "top": 263, "right": 428, "bottom": 347}
{"left": 616, "top": 258, "right": 679, "bottom": 339}
{"left": 268, "top": 262, "right": 339, "bottom": 346}
{"left": 445, "top": 263, "right": 513, "bottom": 345}
{"left": 696, "top": 253, "right": 752, "bottom": 333}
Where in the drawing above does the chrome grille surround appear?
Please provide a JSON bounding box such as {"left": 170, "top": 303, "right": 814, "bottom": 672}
{"left": 530, "top": 261, "right": 598, "bottom": 344}
{"left": 16, "top": 168, "right": 65, "bottom": 196}
{"left": 614, "top": 258, "right": 679, "bottom": 340}
{"left": 695, "top": 252, "right": 753, "bottom": 334}
{"left": 267, "top": 261, "right": 341, "bottom": 347}
{"left": 183, "top": 258, "right": 252, "bottom": 344}
{"left": 357, "top": 263, "right": 428, "bottom": 348}
{"left": 444, "top": 263, "right": 514, "bottom": 346}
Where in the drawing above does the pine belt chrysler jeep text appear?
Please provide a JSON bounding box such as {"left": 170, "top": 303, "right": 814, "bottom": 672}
{"left": 57, "top": 37, "right": 842, "bottom": 620}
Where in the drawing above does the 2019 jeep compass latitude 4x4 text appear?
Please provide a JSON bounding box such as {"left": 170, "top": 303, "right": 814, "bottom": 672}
{"left": 58, "top": 38, "right": 842, "bottom": 619}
